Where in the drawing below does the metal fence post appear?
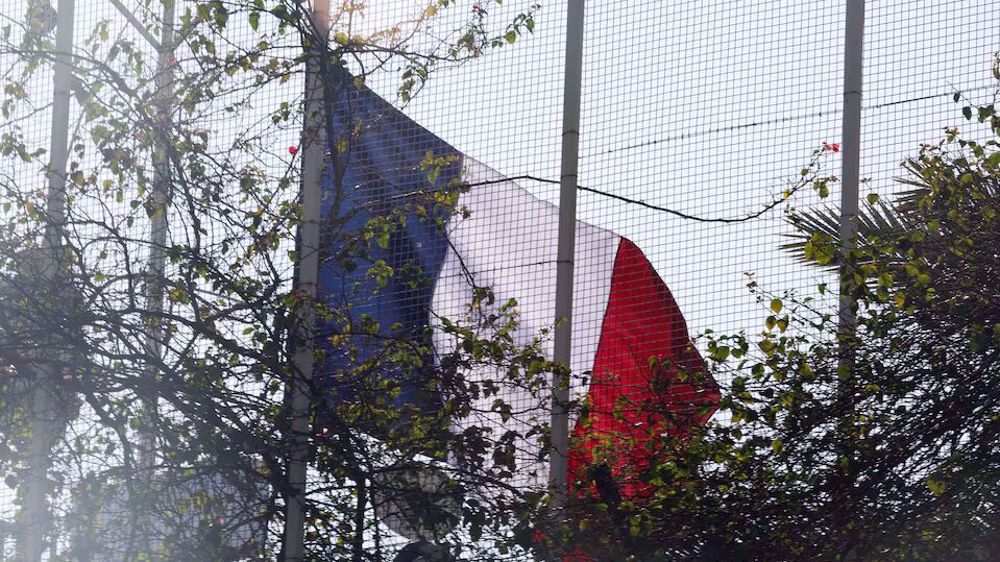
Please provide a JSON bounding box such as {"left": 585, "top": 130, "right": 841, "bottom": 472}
{"left": 282, "top": 1, "right": 330, "bottom": 559}
{"left": 550, "top": 0, "right": 586, "bottom": 505}
{"left": 21, "top": 0, "right": 74, "bottom": 560}
{"left": 840, "top": 0, "right": 864, "bottom": 337}
{"left": 138, "top": 0, "right": 176, "bottom": 479}
{"left": 834, "top": 0, "right": 865, "bottom": 552}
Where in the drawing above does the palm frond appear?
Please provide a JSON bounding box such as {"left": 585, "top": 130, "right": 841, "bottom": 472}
{"left": 781, "top": 200, "right": 912, "bottom": 267}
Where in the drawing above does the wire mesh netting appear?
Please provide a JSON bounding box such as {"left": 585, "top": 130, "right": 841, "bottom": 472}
{"left": 0, "top": 0, "right": 998, "bottom": 559}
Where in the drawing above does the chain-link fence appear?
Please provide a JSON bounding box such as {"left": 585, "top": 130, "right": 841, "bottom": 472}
{"left": 1, "top": 0, "right": 998, "bottom": 559}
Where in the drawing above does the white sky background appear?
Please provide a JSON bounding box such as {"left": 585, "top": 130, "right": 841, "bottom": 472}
{"left": 2, "top": 0, "right": 1000, "bottom": 553}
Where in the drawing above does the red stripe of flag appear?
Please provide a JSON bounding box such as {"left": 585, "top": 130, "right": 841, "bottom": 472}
{"left": 568, "top": 238, "right": 720, "bottom": 499}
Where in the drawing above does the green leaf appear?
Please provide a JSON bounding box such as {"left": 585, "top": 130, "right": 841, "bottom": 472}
{"left": 765, "top": 316, "right": 777, "bottom": 331}
{"left": 248, "top": 11, "right": 260, "bottom": 31}
{"left": 709, "top": 345, "right": 730, "bottom": 362}
{"left": 770, "top": 298, "right": 783, "bottom": 314}
{"left": 926, "top": 478, "right": 946, "bottom": 496}
{"left": 214, "top": 4, "right": 230, "bottom": 28}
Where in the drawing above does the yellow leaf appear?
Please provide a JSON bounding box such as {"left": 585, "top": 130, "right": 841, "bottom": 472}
{"left": 894, "top": 292, "right": 906, "bottom": 309}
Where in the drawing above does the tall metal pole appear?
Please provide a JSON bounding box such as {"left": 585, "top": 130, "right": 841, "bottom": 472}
{"left": 22, "top": 1, "right": 74, "bottom": 560}
{"left": 834, "top": 0, "right": 864, "bottom": 553}
{"left": 283, "top": 1, "right": 329, "bottom": 559}
{"left": 839, "top": 0, "right": 864, "bottom": 339}
{"left": 139, "top": 0, "right": 176, "bottom": 475}
{"left": 549, "top": 0, "right": 585, "bottom": 505}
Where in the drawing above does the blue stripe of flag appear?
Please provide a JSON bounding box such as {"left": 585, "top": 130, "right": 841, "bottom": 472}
{"left": 316, "top": 66, "right": 461, "bottom": 412}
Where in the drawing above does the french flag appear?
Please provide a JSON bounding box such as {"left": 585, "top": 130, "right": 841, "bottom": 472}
{"left": 316, "top": 67, "right": 719, "bottom": 498}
